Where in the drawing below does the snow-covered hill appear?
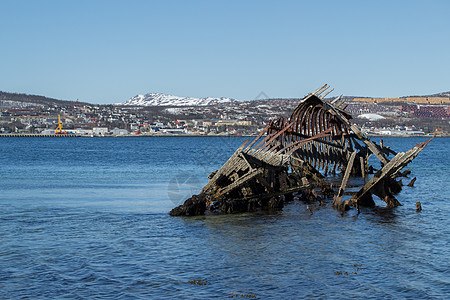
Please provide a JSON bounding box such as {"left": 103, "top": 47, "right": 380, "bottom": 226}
{"left": 118, "top": 93, "right": 237, "bottom": 106}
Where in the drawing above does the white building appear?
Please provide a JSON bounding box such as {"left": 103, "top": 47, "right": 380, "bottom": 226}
{"left": 75, "top": 129, "right": 94, "bottom": 136}
{"left": 111, "top": 128, "right": 129, "bottom": 135}
{"left": 162, "top": 128, "right": 187, "bottom": 134}
{"left": 93, "top": 127, "right": 108, "bottom": 135}
{"left": 41, "top": 129, "right": 56, "bottom": 135}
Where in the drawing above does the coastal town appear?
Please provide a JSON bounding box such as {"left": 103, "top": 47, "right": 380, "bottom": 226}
{"left": 1, "top": 91, "right": 449, "bottom": 137}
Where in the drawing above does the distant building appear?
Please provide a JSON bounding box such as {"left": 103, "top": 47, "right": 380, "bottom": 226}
{"left": 76, "top": 129, "right": 93, "bottom": 135}
{"left": 162, "top": 128, "right": 186, "bottom": 134}
{"left": 41, "top": 129, "right": 55, "bottom": 135}
{"left": 214, "top": 120, "right": 253, "bottom": 126}
{"left": 111, "top": 128, "right": 129, "bottom": 135}
{"left": 93, "top": 127, "right": 108, "bottom": 135}
{"left": 130, "top": 124, "right": 139, "bottom": 131}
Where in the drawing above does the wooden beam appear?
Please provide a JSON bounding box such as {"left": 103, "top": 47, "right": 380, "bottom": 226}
{"left": 336, "top": 150, "right": 357, "bottom": 202}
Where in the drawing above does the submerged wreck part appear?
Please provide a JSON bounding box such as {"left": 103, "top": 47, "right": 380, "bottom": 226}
{"left": 340, "top": 137, "right": 434, "bottom": 209}
{"left": 170, "top": 84, "right": 433, "bottom": 216}
{"left": 170, "top": 135, "right": 313, "bottom": 216}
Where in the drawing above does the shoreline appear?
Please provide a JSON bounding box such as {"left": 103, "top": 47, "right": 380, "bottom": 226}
{"left": 0, "top": 133, "right": 257, "bottom": 138}
{"left": 1, "top": 133, "right": 449, "bottom": 138}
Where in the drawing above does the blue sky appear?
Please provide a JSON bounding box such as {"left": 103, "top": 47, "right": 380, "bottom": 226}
{"left": 1, "top": 0, "right": 449, "bottom": 104}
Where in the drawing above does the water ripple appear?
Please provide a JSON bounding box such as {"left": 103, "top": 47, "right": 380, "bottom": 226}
{"left": 0, "top": 137, "right": 449, "bottom": 298}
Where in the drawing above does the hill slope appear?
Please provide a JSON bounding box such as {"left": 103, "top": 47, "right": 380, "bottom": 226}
{"left": 0, "top": 91, "right": 80, "bottom": 109}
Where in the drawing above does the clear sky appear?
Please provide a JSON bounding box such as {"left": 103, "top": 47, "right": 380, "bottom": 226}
{"left": 1, "top": 0, "right": 449, "bottom": 104}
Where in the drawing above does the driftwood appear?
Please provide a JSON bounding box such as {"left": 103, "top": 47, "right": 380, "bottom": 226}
{"left": 407, "top": 177, "right": 417, "bottom": 187}
{"left": 170, "top": 85, "right": 433, "bottom": 216}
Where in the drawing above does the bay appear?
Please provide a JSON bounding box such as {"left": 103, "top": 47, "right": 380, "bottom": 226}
{"left": 0, "top": 136, "right": 449, "bottom": 299}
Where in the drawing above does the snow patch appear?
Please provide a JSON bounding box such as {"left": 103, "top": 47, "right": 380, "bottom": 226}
{"left": 357, "top": 113, "right": 386, "bottom": 121}
{"left": 164, "top": 108, "right": 183, "bottom": 114}
{"left": 116, "top": 93, "right": 237, "bottom": 107}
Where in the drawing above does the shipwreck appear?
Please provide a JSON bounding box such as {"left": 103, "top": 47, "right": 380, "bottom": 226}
{"left": 170, "top": 85, "right": 434, "bottom": 216}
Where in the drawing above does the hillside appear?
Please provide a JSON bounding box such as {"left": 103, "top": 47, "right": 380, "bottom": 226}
{"left": 0, "top": 91, "right": 83, "bottom": 109}
{"left": 1, "top": 89, "right": 449, "bottom": 109}
{"left": 427, "top": 91, "right": 450, "bottom": 98}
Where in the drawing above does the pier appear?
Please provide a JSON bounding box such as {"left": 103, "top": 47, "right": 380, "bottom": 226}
{"left": 0, "top": 133, "right": 81, "bottom": 137}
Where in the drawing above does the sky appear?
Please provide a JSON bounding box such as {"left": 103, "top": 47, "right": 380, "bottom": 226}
{"left": 1, "top": 0, "right": 449, "bottom": 104}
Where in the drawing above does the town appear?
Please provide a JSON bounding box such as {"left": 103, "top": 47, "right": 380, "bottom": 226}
{"left": 1, "top": 91, "right": 449, "bottom": 137}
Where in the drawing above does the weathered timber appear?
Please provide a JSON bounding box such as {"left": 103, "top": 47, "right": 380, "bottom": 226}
{"left": 170, "top": 194, "right": 206, "bottom": 216}
{"left": 407, "top": 177, "right": 417, "bottom": 187}
{"left": 170, "top": 85, "right": 434, "bottom": 216}
{"left": 416, "top": 201, "right": 422, "bottom": 212}
{"left": 333, "top": 150, "right": 357, "bottom": 210}
{"left": 346, "top": 136, "right": 434, "bottom": 208}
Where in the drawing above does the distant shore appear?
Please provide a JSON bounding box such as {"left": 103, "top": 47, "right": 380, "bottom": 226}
{"left": 0, "top": 133, "right": 256, "bottom": 138}
{"left": 1, "top": 133, "right": 449, "bottom": 138}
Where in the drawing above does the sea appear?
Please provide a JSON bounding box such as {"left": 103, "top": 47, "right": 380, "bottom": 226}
{"left": 0, "top": 136, "right": 449, "bottom": 299}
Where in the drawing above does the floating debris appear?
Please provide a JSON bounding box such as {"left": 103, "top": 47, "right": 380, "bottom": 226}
{"left": 407, "top": 177, "right": 417, "bottom": 187}
{"left": 188, "top": 279, "right": 207, "bottom": 285}
{"left": 335, "top": 264, "right": 363, "bottom": 275}
{"left": 228, "top": 294, "right": 257, "bottom": 298}
{"left": 416, "top": 201, "right": 422, "bottom": 212}
{"left": 170, "top": 85, "right": 433, "bottom": 216}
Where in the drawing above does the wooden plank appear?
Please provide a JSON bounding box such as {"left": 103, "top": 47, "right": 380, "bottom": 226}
{"left": 360, "top": 156, "right": 366, "bottom": 184}
{"left": 336, "top": 150, "right": 357, "bottom": 202}
{"left": 238, "top": 152, "right": 254, "bottom": 171}
{"left": 215, "top": 169, "right": 264, "bottom": 198}
{"left": 351, "top": 152, "right": 406, "bottom": 201}
{"left": 320, "top": 100, "right": 390, "bottom": 165}
{"left": 201, "top": 141, "right": 250, "bottom": 193}
{"left": 244, "top": 125, "right": 270, "bottom": 151}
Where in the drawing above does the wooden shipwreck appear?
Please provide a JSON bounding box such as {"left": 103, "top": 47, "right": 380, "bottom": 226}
{"left": 170, "top": 85, "right": 434, "bottom": 216}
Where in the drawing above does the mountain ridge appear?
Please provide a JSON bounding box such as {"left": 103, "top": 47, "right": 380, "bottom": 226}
{"left": 1, "top": 89, "right": 450, "bottom": 109}
{"left": 117, "top": 93, "right": 237, "bottom": 107}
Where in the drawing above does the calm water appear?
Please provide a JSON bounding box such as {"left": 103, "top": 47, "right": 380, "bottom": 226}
{"left": 0, "top": 136, "right": 449, "bottom": 299}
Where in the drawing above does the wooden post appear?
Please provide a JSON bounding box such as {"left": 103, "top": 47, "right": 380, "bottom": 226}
{"left": 335, "top": 151, "right": 357, "bottom": 202}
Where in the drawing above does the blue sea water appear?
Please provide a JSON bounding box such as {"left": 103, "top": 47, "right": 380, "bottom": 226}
{"left": 0, "top": 136, "right": 449, "bottom": 299}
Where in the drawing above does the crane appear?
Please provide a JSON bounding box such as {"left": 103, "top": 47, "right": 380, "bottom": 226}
{"left": 55, "top": 114, "right": 65, "bottom": 134}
